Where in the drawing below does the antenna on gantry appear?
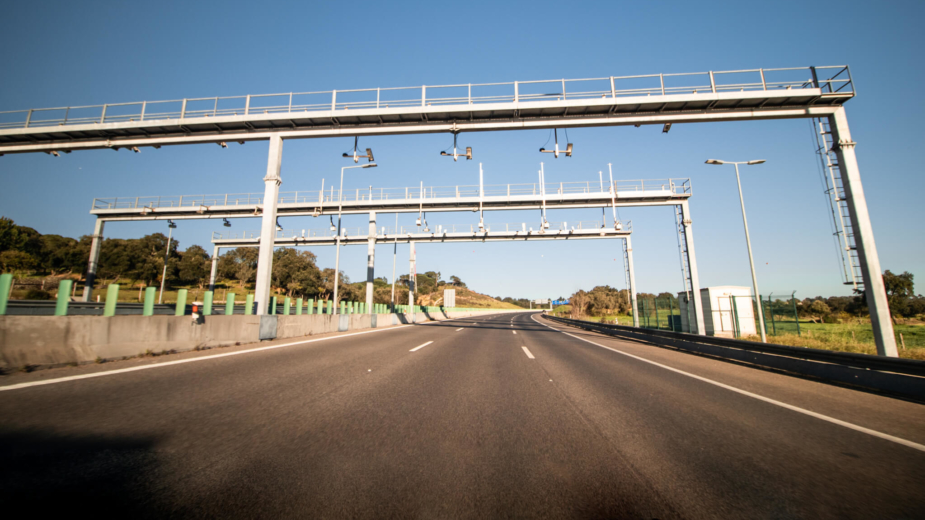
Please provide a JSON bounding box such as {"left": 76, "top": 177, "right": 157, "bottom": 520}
{"left": 342, "top": 136, "right": 374, "bottom": 163}
{"left": 539, "top": 129, "right": 572, "bottom": 158}
{"left": 440, "top": 132, "right": 472, "bottom": 162}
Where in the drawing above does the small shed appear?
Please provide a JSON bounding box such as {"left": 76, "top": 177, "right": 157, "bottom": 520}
{"left": 678, "top": 286, "right": 757, "bottom": 338}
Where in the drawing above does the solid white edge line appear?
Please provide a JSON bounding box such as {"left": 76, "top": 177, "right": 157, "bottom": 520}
{"left": 530, "top": 314, "right": 925, "bottom": 453}
{"left": 409, "top": 341, "right": 434, "bottom": 352}
{"left": 0, "top": 324, "right": 416, "bottom": 392}
{"left": 456, "top": 328, "right": 464, "bottom": 331}
{"left": 522, "top": 346, "right": 535, "bottom": 359}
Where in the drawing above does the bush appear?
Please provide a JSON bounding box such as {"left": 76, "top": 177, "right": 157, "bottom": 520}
{"left": 822, "top": 314, "right": 838, "bottom": 324}
{"left": 24, "top": 289, "right": 53, "bottom": 300}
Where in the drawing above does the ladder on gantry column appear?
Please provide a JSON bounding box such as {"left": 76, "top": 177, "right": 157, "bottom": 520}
{"left": 675, "top": 205, "right": 695, "bottom": 328}
{"left": 814, "top": 118, "right": 863, "bottom": 292}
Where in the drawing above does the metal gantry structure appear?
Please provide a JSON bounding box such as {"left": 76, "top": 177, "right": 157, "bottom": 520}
{"left": 0, "top": 64, "right": 897, "bottom": 355}
{"left": 208, "top": 219, "right": 639, "bottom": 326}
{"left": 81, "top": 172, "right": 686, "bottom": 329}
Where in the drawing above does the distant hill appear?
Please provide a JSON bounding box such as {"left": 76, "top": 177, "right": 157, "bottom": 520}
{"left": 417, "top": 286, "right": 524, "bottom": 309}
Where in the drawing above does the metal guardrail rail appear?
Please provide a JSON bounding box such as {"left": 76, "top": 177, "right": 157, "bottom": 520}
{"left": 0, "top": 66, "right": 853, "bottom": 130}
{"left": 543, "top": 315, "right": 925, "bottom": 378}
{"left": 91, "top": 179, "right": 688, "bottom": 211}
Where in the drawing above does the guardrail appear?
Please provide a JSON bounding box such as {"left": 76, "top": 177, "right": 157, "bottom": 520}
{"left": 91, "top": 179, "right": 690, "bottom": 211}
{"left": 0, "top": 66, "right": 852, "bottom": 130}
{"left": 542, "top": 315, "right": 925, "bottom": 400}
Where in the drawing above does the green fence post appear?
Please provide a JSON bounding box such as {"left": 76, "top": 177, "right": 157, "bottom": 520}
{"left": 0, "top": 273, "right": 11, "bottom": 315}
{"left": 295, "top": 298, "right": 303, "bottom": 315}
{"left": 269, "top": 296, "right": 276, "bottom": 315}
{"left": 143, "top": 287, "right": 156, "bottom": 316}
{"left": 104, "top": 284, "right": 120, "bottom": 316}
{"left": 654, "top": 299, "right": 660, "bottom": 330}
{"left": 245, "top": 294, "right": 254, "bottom": 315}
{"left": 340, "top": 301, "right": 346, "bottom": 314}
{"left": 730, "top": 295, "right": 741, "bottom": 338}
{"left": 306, "top": 298, "right": 313, "bottom": 314}
{"left": 55, "top": 280, "right": 73, "bottom": 316}
{"left": 791, "top": 291, "right": 800, "bottom": 336}
{"left": 203, "top": 291, "right": 214, "bottom": 315}
{"left": 668, "top": 297, "right": 675, "bottom": 331}
{"left": 284, "top": 297, "right": 291, "bottom": 315}
{"left": 767, "top": 295, "right": 776, "bottom": 336}
{"left": 225, "top": 292, "right": 236, "bottom": 315}
{"left": 175, "top": 289, "right": 188, "bottom": 316}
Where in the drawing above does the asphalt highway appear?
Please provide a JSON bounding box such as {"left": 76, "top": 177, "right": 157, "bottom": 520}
{"left": 1, "top": 312, "right": 923, "bottom": 518}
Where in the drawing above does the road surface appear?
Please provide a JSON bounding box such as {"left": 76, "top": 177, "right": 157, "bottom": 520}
{"left": 1, "top": 312, "right": 923, "bottom": 518}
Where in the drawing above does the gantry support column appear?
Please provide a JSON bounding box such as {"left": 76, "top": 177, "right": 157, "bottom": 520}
{"left": 625, "top": 236, "right": 639, "bottom": 328}
{"left": 366, "top": 212, "right": 377, "bottom": 314}
{"left": 254, "top": 135, "right": 283, "bottom": 315}
{"left": 409, "top": 241, "right": 416, "bottom": 322}
{"left": 209, "top": 245, "right": 220, "bottom": 291}
{"left": 828, "top": 107, "right": 897, "bottom": 357}
{"left": 681, "top": 201, "right": 706, "bottom": 335}
{"left": 81, "top": 219, "right": 105, "bottom": 302}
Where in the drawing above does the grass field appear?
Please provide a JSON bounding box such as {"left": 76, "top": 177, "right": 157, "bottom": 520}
{"left": 549, "top": 306, "right": 925, "bottom": 360}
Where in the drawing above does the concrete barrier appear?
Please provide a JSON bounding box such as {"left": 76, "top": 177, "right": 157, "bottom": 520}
{"left": 0, "top": 308, "right": 531, "bottom": 371}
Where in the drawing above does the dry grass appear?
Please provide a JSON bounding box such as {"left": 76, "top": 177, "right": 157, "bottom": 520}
{"left": 739, "top": 333, "right": 925, "bottom": 361}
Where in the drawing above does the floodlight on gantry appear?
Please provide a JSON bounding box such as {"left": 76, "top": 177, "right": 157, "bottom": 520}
{"left": 539, "top": 129, "right": 572, "bottom": 158}
{"left": 343, "top": 137, "right": 374, "bottom": 163}
{"left": 440, "top": 133, "right": 472, "bottom": 162}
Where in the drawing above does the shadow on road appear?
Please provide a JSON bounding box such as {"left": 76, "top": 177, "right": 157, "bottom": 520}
{"left": 0, "top": 429, "right": 172, "bottom": 517}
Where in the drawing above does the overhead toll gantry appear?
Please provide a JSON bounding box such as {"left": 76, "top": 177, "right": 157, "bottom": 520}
{"left": 84, "top": 170, "right": 681, "bottom": 330}
{"left": 3, "top": 65, "right": 896, "bottom": 357}
{"left": 208, "top": 220, "right": 641, "bottom": 327}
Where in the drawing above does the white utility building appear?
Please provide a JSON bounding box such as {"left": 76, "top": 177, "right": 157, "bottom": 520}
{"left": 678, "top": 286, "right": 757, "bottom": 338}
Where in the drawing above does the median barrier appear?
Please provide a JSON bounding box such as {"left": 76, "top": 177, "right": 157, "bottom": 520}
{"left": 542, "top": 315, "right": 925, "bottom": 401}
{"left": 1, "top": 308, "right": 528, "bottom": 370}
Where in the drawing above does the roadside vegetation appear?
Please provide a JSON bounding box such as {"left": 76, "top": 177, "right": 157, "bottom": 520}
{"left": 0, "top": 216, "right": 525, "bottom": 309}
{"left": 551, "top": 273, "right": 925, "bottom": 360}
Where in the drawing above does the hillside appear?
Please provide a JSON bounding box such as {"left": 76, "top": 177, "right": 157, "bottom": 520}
{"left": 416, "top": 286, "right": 524, "bottom": 310}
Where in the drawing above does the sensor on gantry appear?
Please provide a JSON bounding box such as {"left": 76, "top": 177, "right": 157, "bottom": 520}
{"left": 342, "top": 137, "right": 374, "bottom": 163}
{"left": 539, "top": 129, "right": 572, "bottom": 158}
{"left": 440, "top": 133, "right": 472, "bottom": 162}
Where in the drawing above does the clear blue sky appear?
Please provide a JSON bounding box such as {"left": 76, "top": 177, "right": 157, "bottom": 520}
{"left": 1, "top": 0, "right": 922, "bottom": 300}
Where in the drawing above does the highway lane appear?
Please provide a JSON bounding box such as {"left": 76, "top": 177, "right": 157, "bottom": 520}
{"left": 0, "top": 311, "right": 923, "bottom": 518}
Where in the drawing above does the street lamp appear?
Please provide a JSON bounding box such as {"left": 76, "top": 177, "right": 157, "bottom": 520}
{"left": 333, "top": 163, "right": 377, "bottom": 313}
{"left": 158, "top": 220, "right": 177, "bottom": 304}
{"left": 705, "top": 159, "right": 768, "bottom": 343}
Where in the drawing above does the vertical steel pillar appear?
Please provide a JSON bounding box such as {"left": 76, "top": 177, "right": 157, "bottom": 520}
{"left": 366, "top": 211, "right": 376, "bottom": 314}
{"left": 254, "top": 135, "right": 283, "bottom": 315}
{"left": 681, "top": 201, "right": 706, "bottom": 335}
{"left": 828, "top": 107, "right": 897, "bottom": 357}
{"left": 409, "top": 241, "right": 416, "bottom": 322}
{"left": 625, "top": 236, "right": 639, "bottom": 327}
{"left": 208, "top": 245, "right": 220, "bottom": 291}
{"left": 81, "top": 218, "right": 105, "bottom": 301}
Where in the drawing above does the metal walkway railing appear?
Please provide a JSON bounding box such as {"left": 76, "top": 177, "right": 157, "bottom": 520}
{"left": 92, "top": 179, "right": 690, "bottom": 211}
{"left": 1, "top": 66, "right": 852, "bottom": 130}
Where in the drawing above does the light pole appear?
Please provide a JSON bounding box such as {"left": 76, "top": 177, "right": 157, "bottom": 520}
{"left": 333, "top": 163, "right": 377, "bottom": 313}
{"left": 158, "top": 220, "right": 177, "bottom": 304}
{"left": 705, "top": 159, "right": 768, "bottom": 343}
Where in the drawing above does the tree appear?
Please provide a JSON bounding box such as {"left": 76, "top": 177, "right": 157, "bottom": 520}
{"left": 883, "top": 270, "right": 914, "bottom": 318}
{"left": 178, "top": 245, "right": 211, "bottom": 288}
{"left": 0, "top": 250, "right": 36, "bottom": 273}
{"left": 570, "top": 290, "right": 590, "bottom": 318}
{"left": 449, "top": 275, "right": 464, "bottom": 287}
{"left": 272, "top": 248, "right": 321, "bottom": 297}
